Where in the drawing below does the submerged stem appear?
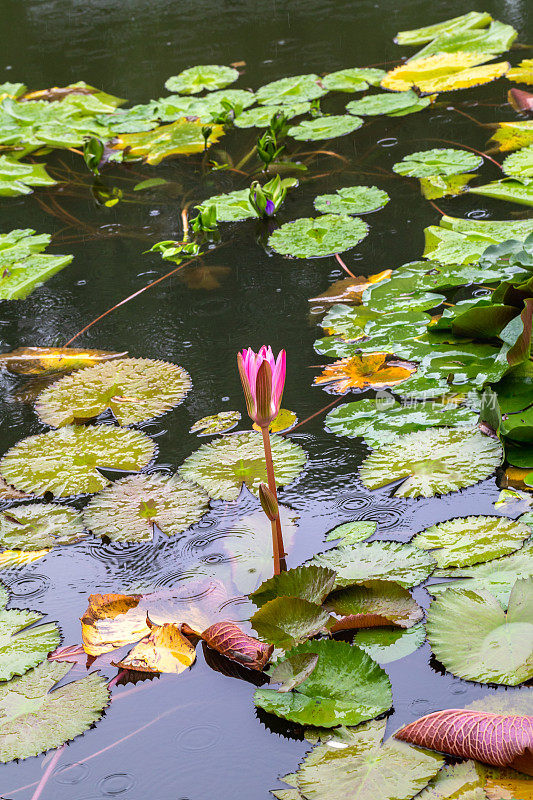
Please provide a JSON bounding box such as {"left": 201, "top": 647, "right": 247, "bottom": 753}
{"left": 260, "top": 425, "right": 285, "bottom": 574}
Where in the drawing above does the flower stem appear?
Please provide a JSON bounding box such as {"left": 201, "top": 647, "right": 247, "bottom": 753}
{"left": 260, "top": 425, "right": 286, "bottom": 574}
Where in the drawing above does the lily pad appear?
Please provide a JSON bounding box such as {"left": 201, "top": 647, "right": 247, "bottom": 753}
{"left": 324, "top": 521, "right": 376, "bottom": 544}
{"left": 382, "top": 53, "right": 508, "bottom": 94}
{"left": 250, "top": 565, "right": 337, "bottom": 608}
{"left": 0, "top": 503, "right": 85, "bottom": 550}
{"left": 308, "top": 540, "right": 436, "bottom": 589}
{"left": 0, "top": 660, "right": 109, "bottom": 762}
{"left": 113, "top": 621, "right": 196, "bottom": 674}
{"left": 256, "top": 74, "right": 327, "bottom": 105}
{"left": 234, "top": 103, "right": 310, "bottom": 128}
{"left": 190, "top": 410, "right": 241, "bottom": 435}
{"left": 395, "top": 12, "right": 493, "bottom": 46}
{"left": 0, "top": 154, "right": 56, "bottom": 197}
{"left": 0, "top": 228, "right": 73, "bottom": 301}
{"left": 325, "top": 580, "right": 424, "bottom": 631}
{"left": 411, "top": 515, "right": 531, "bottom": 568}
{"left": 112, "top": 119, "right": 224, "bottom": 164}
{"left": 416, "top": 761, "right": 486, "bottom": 800}
{"left": 35, "top": 357, "right": 191, "bottom": 427}
{"left": 507, "top": 59, "right": 533, "bottom": 85}
{"left": 360, "top": 428, "right": 503, "bottom": 498}
{"left": 326, "top": 398, "right": 478, "bottom": 445}
{"left": 489, "top": 121, "right": 533, "bottom": 153}
{"left": 164, "top": 65, "right": 239, "bottom": 94}
{"left": 196, "top": 188, "right": 258, "bottom": 222}
{"left": 268, "top": 215, "right": 368, "bottom": 258}
{"left": 314, "top": 185, "right": 389, "bottom": 215}
{"left": 352, "top": 624, "right": 426, "bottom": 665}
{"left": 288, "top": 115, "right": 362, "bottom": 141}
{"left": 83, "top": 472, "right": 210, "bottom": 542}
{"left": 178, "top": 431, "right": 306, "bottom": 501}
{"left": 314, "top": 353, "right": 417, "bottom": 395}
{"left": 426, "top": 578, "right": 533, "bottom": 685}
{"left": 411, "top": 21, "right": 517, "bottom": 60}
{"left": 0, "top": 347, "right": 127, "bottom": 376}
{"left": 419, "top": 173, "right": 477, "bottom": 199}
{"left": 251, "top": 597, "right": 333, "bottom": 649}
{"left": 502, "top": 145, "right": 533, "bottom": 179}
{"left": 0, "top": 581, "right": 60, "bottom": 681}
{"left": 393, "top": 148, "right": 482, "bottom": 178}
{"left": 255, "top": 639, "right": 392, "bottom": 727}
{"left": 322, "top": 68, "right": 386, "bottom": 92}
{"left": 423, "top": 215, "right": 533, "bottom": 265}
{"left": 346, "top": 90, "right": 432, "bottom": 116}
{"left": 0, "top": 425, "right": 156, "bottom": 497}
{"left": 470, "top": 178, "right": 533, "bottom": 208}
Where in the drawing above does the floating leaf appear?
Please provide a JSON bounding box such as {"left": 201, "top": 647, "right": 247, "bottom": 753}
{"left": 256, "top": 74, "right": 327, "bottom": 105}
{"left": 234, "top": 103, "right": 310, "bottom": 128}
{"left": 0, "top": 347, "right": 127, "bottom": 376}
{"left": 420, "top": 173, "right": 477, "bottom": 199}
{"left": 321, "top": 303, "right": 430, "bottom": 340}
{"left": 196, "top": 188, "right": 258, "bottom": 222}
{"left": 503, "top": 146, "right": 533, "bottom": 179}
{"left": 415, "top": 761, "right": 486, "bottom": 800}
{"left": 395, "top": 12, "right": 493, "bottom": 46}
{"left": 268, "top": 214, "right": 368, "bottom": 258}
{"left": 352, "top": 623, "right": 426, "bottom": 665}
{"left": 470, "top": 178, "right": 533, "bottom": 208}
{"left": 346, "top": 90, "right": 432, "bottom": 116}
{"left": 308, "top": 540, "right": 436, "bottom": 589}
{"left": 360, "top": 428, "right": 503, "bottom": 498}
{"left": 251, "top": 597, "right": 332, "bottom": 648}
{"left": 164, "top": 64, "right": 239, "bottom": 94}
{"left": 250, "top": 565, "right": 337, "bottom": 608}
{"left": 190, "top": 410, "right": 241, "bottom": 435}
{"left": 0, "top": 660, "right": 109, "bottom": 762}
{"left": 113, "top": 620, "right": 196, "bottom": 674}
{"left": 0, "top": 228, "right": 73, "bottom": 300}
{"left": 0, "top": 477, "right": 30, "bottom": 501}
{"left": 294, "top": 718, "right": 443, "bottom": 799}
{"left": 255, "top": 639, "right": 392, "bottom": 727}
{"left": 314, "top": 353, "right": 416, "bottom": 395}
{"left": 112, "top": 119, "right": 224, "bottom": 164}
{"left": 269, "top": 652, "right": 319, "bottom": 692}
{"left": 325, "top": 580, "right": 424, "bottom": 632}
{"left": 322, "top": 68, "right": 385, "bottom": 92}
{"left": 326, "top": 398, "right": 478, "bottom": 445}
{"left": 0, "top": 503, "right": 85, "bottom": 550}
{"left": 426, "top": 578, "right": 533, "bottom": 685}
{"left": 393, "top": 148, "right": 482, "bottom": 178}
{"left": 489, "top": 121, "right": 533, "bottom": 153}
{"left": 179, "top": 431, "right": 306, "bottom": 501}
{"left": 314, "top": 185, "right": 389, "bottom": 215}
{"left": 264, "top": 408, "right": 298, "bottom": 434}
{"left": 507, "top": 59, "right": 533, "bottom": 85}
{"left": 201, "top": 621, "right": 272, "bottom": 670}
{"left": 382, "top": 53, "right": 506, "bottom": 93}
{"left": 0, "top": 154, "right": 56, "bottom": 197}
{"left": 411, "top": 515, "right": 531, "bottom": 568}
{"left": 0, "top": 425, "right": 156, "bottom": 497}
{"left": 83, "top": 473, "right": 209, "bottom": 542}
{"left": 396, "top": 708, "right": 533, "bottom": 773}
{"left": 411, "top": 20, "right": 517, "bottom": 60}
{"left": 324, "top": 520, "right": 376, "bottom": 544}
{"left": 35, "top": 357, "right": 191, "bottom": 427}
{"left": 288, "top": 115, "right": 363, "bottom": 141}
{"left": 423, "top": 215, "right": 533, "bottom": 265}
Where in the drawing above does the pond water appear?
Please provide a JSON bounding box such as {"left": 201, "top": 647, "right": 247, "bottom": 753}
{"left": 0, "top": 0, "right": 532, "bottom": 798}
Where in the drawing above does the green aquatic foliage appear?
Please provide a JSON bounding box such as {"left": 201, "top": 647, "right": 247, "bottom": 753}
{"left": 235, "top": 103, "right": 310, "bottom": 128}
{"left": 321, "top": 303, "right": 429, "bottom": 341}
{"left": 324, "top": 520, "right": 376, "bottom": 544}
{"left": 411, "top": 20, "right": 517, "bottom": 60}
{"left": 426, "top": 578, "right": 533, "bottom": 685}
{"left": 352, "top": 624, "right": 426, "bottom": 665}
{"left": 251, "top": 597, "right": 333, "bottom": 649}
{"left": 0, "top": 154, "right": 56, "bottom": 196}
{"left": 164, "top": 64, "right": 239, "bottom": 94}
{"left": 287, "top": 115, "right": 363, "bottom": 141}
{"left": 393, "top": 148, "right": 482, "bottom": 178}
{"left": 419, "top": 173, "right": 477, "bottom": 199}
{"left": 255, "top": 639, "right": 392, "bottom": 727}
{"left": 502, "top": 145, "right": 533, "bottom": 178}
{"left": 0, "top": 425, "right": 156, "bottom": 497}
{"left": 256, "top": 74, "right": 327, "bottom": 105}
{"left": 250, "top": 565, "right": 336, "bottom": 608}
{"left": 190, "top": 410, "right": 241, "bottom": 435}
{"left": 83, "top": 472, "right": 210, "bottom": 542}
{"left": 322, "top": 67, "right": 386, "bottom": 92}
{"left": 0, "top": 504, "right": 85, "bottom": 550}
{"left": 0, "top": 228, "right": 73, "bottom": 300}
{"left": 0, "top": 660, "right": 109, "bottom": 762}
{"left": 314, "top": 185, "right": 389, "bottom": 215}
{"left": 325, "top": 580, "right": 424, "bottom": 628}
{"left": 346, "top": 90, "right": 432, "bottom": 117}
{"left": 423, "top": 215, "right": 533, "bottom": 265}
{"left": 394, "top": 12, "right": 493, "bottom": 46}
{"left": 470, "top": 178, "right": 533, "bottom": 208}
{"left": 268, "top": 215, "right": 368, "bottom": 258}
{"left": 196, "top": 188, "right": 258, "bottom": 222}
{"left": 178, "top": 431, "right": 306, "bottom": 501}
{"left": 112, "top": 119, "right": 225, "bottom": 164}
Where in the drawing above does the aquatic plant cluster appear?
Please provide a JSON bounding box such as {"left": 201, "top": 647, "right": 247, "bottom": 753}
{"left": 0, "top": 8, "right": 532, "bottom": 799}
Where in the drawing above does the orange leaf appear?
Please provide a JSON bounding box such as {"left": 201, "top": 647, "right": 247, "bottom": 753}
{"left": 485, "top": 772, "right": 533, "bottom": 799}
{"left": 308, "top": 270, "right": 392, "bottom": 307}
{"left": 314, "top": 353, "right": 416, "bottom": 394}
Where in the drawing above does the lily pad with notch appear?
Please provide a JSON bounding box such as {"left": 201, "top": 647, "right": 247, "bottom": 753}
{"left": 322, "top": 68, "right": 386, "bottom": 92}
{"left": 288, "top": 115, "right": 363, "bottom": 141}
{"left": 314, "top": 185, "right": 389, "bottom": 215}
{"left": 256, "top": 74, "right": 327, "bottom": 105}
{"left": 346, "top": 90, "right": 432, "bottom": 117}
{"left": 268, "top": 215, "right": 368, "bottom": 258}
{"left": 352, "top": 624, "right": 426, "bottom": 665}
{"left": 190, "top": 410, "right": 241, "bottom": 436}
{"left": 164, "top": 65, "right": 239, "bottom": 94}
{"left": 393, "top": 148, "right": 482, "bottom": 179}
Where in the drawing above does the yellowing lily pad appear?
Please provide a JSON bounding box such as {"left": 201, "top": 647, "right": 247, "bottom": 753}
{"left": 411, "top": 21, "right": 517, "bottom": 61}
{"left": 164, "top": 65, "right": 239, "bottom": 94}
{"left": 0, "top": 347, "right": 127, "bottom": 376}
{"left": 113, "top": 620, "right": 196, "bottom": 674}
{"left": 314, "top": 353, "right": 416, "bottom": 394}
{"left": 112, "top": 119, "right": 225, "bottom": 164}
{"left": 489, "top": 121, "right": 533, "bottom": 153}
{"left": 395, "top": 12, "right": 493, "bottom": 46}
{"left": 507, "top": 59, "right": 533, "bottom": 85}
{"left": 35, "top": 357, "right": 191, "bottom": 427}
{"left": 381, "top": 52, "right": 506, "bottom": 93}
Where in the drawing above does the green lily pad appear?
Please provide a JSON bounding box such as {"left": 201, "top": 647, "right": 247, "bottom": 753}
{"left": 502, "top": 145, "right": 533, "bottom": 179}
{"left": 164, "top": 65, "right": 239, "bottom": 94}
{"left": 251, "top": 597, "right": 333, "bottom": 649}
{"left": 419, "top": 173, "right": 477, "bottom": 199}
{"left": 196, "top": 188, "right": 258, "bottom": 222}
{"left": 416, "top": 761, "right": 487, "bottom": 800}
{"left": 178, "top": 431, "right": 306, "bottom": 501}
{"left": 0, "top": 229, "right": 73, "bottom": 301}
{"left": 35, "top": 357, "right": 191, "bottom": 427}
{"left": 294, "top": 718, "right": 443, "bottom": 800}
{"left": 470, "top": 178, "right": 533, "bottom": 208}
{"left": 268, "top": 215, "right": 368, "bottom": 258}
{"left": 322, "top": 68, "right": 386, "bottom": 92}
{"left": 234, "top": 103, "right": 310, "bottom": 128}
{"left": 0, "top": 581, "right": 60, "bottom": 681}
{"left": 250, "top": 565, "right": 336, "bottom": 608}
{"left": 321, "top": 303, "right": 429, "bottom": 340}
{"left": 426, "top": 577, "right": 533, "bottom": 685}
{"left": 190, "top": 411, "right": 241, "bottom": 435}
{"left": 412, "top": 20, "right": 517, "bottom": 60}
{"left": 0, "top": 155, "right": 56, "bottom": 197}
{"left": 255, "top": 639, "right": 392, "bottom": 727}
{"left": 423, "top": 215, "right": 533, "bottom": 265}
{"left": 153, "top": 89, "right": 255, "bottom": 124}
{"left": 83, "top": 472, "right": 210, "bottom": 542}
{"left": 352, "top": 623, "right": 426, "bottom": 665}
{"left": 113, "top": 119, "right": 224, "bottom": 164}
{"left": 268, "top": 653, "right": 319, "bottom": 692}
{"left": 393, "top": 148, "right": 482, "bottom": 178}
{"left": 0, "top": 660, "right": 109, "bottom": 762}
{"left": 308, "top": 541, "right": 436, "bottom": 589}
{"left": 360, "top": 428, "right": 503, "bottom": 498}
{"left": 324, "top": 520, "right": 376, "bottom": 544}
{"left": 395, "top": 12, "right": 493, "bottom": 46}
{"left": 326, "top": 399, "right": 478, "bottom": 446}
{"left": 256, "top": 74, "right": 327, "bottom": 105}
{"left": 288, "top": 115, "right": 363, "bottom": 141}
{"left": 411, "top": 515, "right": 531, "bottom": 568}
{"left": 326, "top": 580, "right": 424, "bottom": 629}
{"left": 0, "top": 425, "right": 156, "bottom": 497}
{"left": 314, "top": 185, "right": 389, "bottom": 215}
{"left": 0, "top": 503, "right": 85, "bottom": 550}
{"left": 346, "top": 90, "right": 431, "bottom": 116}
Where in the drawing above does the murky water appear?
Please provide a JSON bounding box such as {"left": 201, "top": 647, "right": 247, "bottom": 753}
{"left": 0, "top": 0, "right": 532, "bottom": 797}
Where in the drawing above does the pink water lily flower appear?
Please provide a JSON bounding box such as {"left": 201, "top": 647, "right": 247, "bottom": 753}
{"left": 237, "top": 346, "right": 286, "bottom": 428}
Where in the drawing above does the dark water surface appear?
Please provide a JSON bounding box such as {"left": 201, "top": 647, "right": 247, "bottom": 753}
{"left": 0, "top": 0, "right": 532, "bottom": 797}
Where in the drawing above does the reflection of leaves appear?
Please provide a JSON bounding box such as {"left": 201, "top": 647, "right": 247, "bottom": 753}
{"left": 0, "top": 346, "right": 126, "bottom": 375}
{"left": 268, "top": 215, "right": 368, "bottom": 258}
{"left": 164, "top": 65, "right": 239, "bottom": 94}
{"left": 112, "top": 119, "right": 225, "bottom": 164}
{"left": 113, "top": 620, "right": 196, "bottom": 674}
{"left": 314, "top": 353, "right": 416, "bottom": 394}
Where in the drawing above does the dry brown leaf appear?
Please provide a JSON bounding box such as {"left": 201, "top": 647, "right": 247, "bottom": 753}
{"left": 313, "top": 353, "right": 416, "bottom": 394}
{"left": 0, "top": 347, "right": 127, "bottom": 375}
{"left": 113, "top": 619, "right": 197, "bottom": 674}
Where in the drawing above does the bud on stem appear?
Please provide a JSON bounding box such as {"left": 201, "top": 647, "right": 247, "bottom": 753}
{"left": 259, "top": 482, "right": 279, "bottom": 521}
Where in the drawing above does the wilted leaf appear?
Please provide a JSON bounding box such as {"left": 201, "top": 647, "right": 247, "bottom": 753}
{"left": 314, "top": 353, "right": 416, "bottom": 394}
{"left": 288, "top": 115, "right": 363, "bottom": 141}
{"left": 360, "top": 427, "right": 503, "bottom": 498}
{"left": 507, "top": 59, "right": 533, "bottom": 86}
{"left": 0, "top": 228, "right": 73, "bottom": 300}
{"left": 190, "top": 410, "right": 241, "bottom": 435}
{"left": 395, "top": 12, "right": 493, "bottom": 46}
{"left": 268, "top": 652, "right": 319, "bottom": 691}
{"left": 113, "top": 619, "right": 196, "bottom": 674}
{"left": 83, "top": 472, "right": 209, "bottom": 542}
{"left": 426, "top": 578, "right": 533, "bottom": 685}
{"left": 235, "top": 103, "right": 310, "bottom": 128}
{"left": 484, "top": 770, "right": 533, "bottom": 799}
{"left": 164, "top": 64, "right": 239, "bottom": 94}
{"left": 470, "top": 178, "right": 533, "bottom": 208}
{"left": 0, "top": 154, "right": 56, "bottom": 197}
{"left": 0, "top": 503, "right": 85, "bottom": 550}
{"left": 178, "top": 431, "right": 306, "bottom": 501}
{"left": 346, "top": 90, "right": 433, "bottom": 116}
{"left": 322, "top": 68, "right": 385, "bottom": 92}
{"left": 268, "top": 214, "right": 368, "bottom": 258}
{"left": 393, "top": 148, "right": 482, "bottom": 178}
{"left": 396, "top": 708, "right": 533, "bottom": 774}
{"left": 0, "top": 347, "right": 127, "bottom": 376}
{"left": 112, "top": 119, "right": 225, "bottom": 164}
{"left": 256, "top": 74, "right": 327, "bottom": 105}
{"left": 0, "top": 425, "right": 156, "bottom": 497}
{"left": 314, "top": 185, "right": 389, "bottom": 215}
{"left": 202, "top": 621, "right": 272, "bottom": 670}
{"left": 250, "top": 565, "right": 337, "bottom": 608}
{"left": 325, "top": 580, "right": 424, "bottom": 632}
{"left": 255, "top": 639, "right": 392, "bottom": 727}
{"left": 352, "top": 623, "right": 426, "bottom": 665}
